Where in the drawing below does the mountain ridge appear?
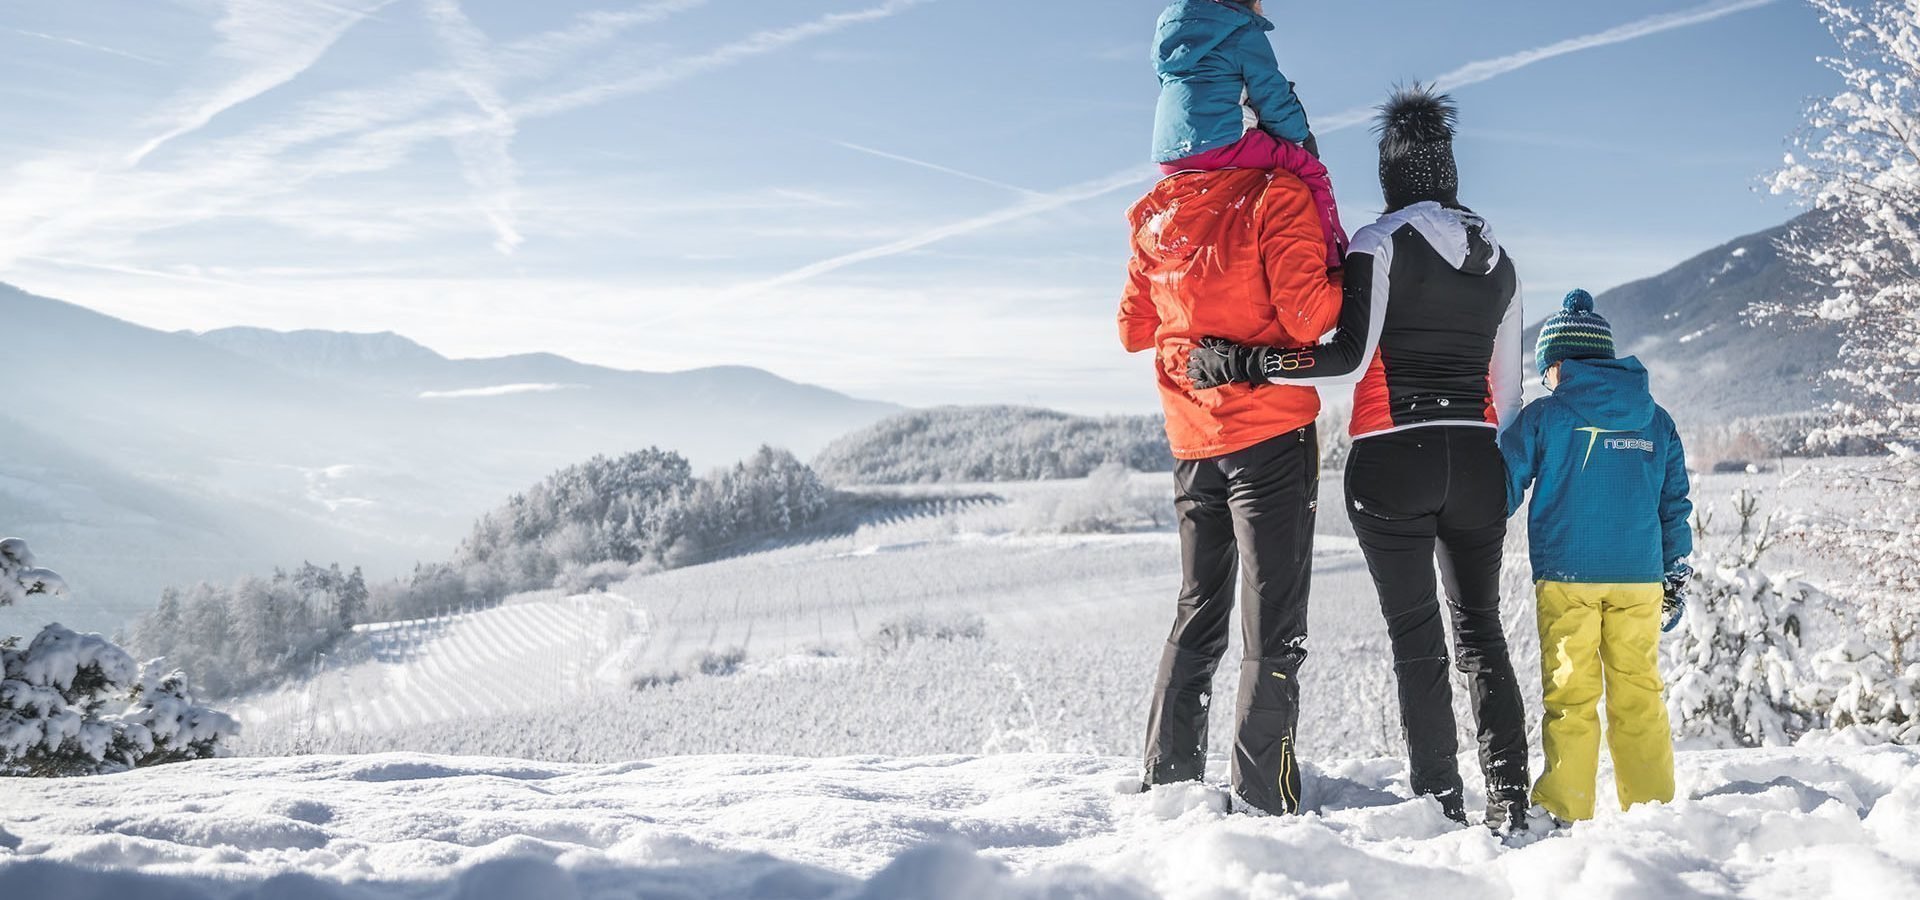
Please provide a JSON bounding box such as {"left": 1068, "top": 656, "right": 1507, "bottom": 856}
{"left": 1, "top": 282, "right": 902, "bottom": 631}
{"left": 1530, "top": 212, "right": 1843, "bottom": 424}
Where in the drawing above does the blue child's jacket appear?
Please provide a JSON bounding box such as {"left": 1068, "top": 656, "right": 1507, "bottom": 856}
{"left": 1500, "top": 357, "right": 1694, "bottom": 584}
{"left": 1151, "top": 0, "right": 1310, "bottom": 163}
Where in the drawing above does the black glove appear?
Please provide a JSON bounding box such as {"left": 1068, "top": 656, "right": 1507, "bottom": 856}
{"left": 1661, "top": 563, "right": 1693, "bottom": 634}
{"left": 1186, "top": 338, "right": 1270, "bottom": 389}
{"left": 1301, "top": 132, "right": 1320, "bottom": 160}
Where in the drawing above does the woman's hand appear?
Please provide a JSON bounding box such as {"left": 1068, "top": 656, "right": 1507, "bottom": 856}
{"left": 1186, "top": 338, "right": 1270, "bottom": 389}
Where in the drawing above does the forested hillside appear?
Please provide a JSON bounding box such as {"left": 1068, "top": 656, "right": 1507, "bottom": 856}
{"left": 813, "top": 406, "right": 1173, "bottom": 485}
{"left": 130, "top": 446, "right": 835, "bottom": 698}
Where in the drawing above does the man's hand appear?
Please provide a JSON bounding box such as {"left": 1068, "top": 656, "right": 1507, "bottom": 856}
{"left": 1187, "top": 338, "right": 1270, "bottom": 389}
{"left": 1661, "top": 562, "right": 1694, "bottom": 634}
{"left": 1301, "top": 132, "right": 1321, "bottom": 159}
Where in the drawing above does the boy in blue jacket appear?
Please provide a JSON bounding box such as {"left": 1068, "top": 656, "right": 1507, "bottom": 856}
{"left": 1500, "top": 290, "right": 1694, "bottom": 824}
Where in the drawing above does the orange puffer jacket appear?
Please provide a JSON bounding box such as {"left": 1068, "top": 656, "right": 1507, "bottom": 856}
{"left": 1119, "top": 168, "right": 1342, "bottom": 460}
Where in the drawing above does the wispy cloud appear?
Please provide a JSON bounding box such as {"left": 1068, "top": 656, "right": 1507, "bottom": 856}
{"left": 10, "top": 28, "right": 164, "bottom": 65}
{"left": 128, "top": 0, "right": 397, "bottom": 165}
{"left": 735, "top": 166, "right": 1154, "bottom": 295}
{"left": 752, "top": 0, "right": 1779, "bottom": 291}
{"left": 835, "top": 141, "right": 1036, "bottom": 195}
{"left": 514, "top": 0, "right": 932, "bottom": 118}
{"left": 500, "top": 0, "right": 710, "bottom": 65}
{"left": 419, "top": 383, "right": 585, "bottom": 399}
{"left": 1317, "top": 0, "right": 1780, "bottom": 132}
{"left": 421, "top": 0, "right": 522, "bottom": 254}
{"left": 0, "top": 0, "right": 917, "bottom": 269}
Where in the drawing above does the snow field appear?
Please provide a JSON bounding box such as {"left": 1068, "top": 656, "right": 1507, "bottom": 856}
{"left": 238, "top": 474, "right": 1458, "bottom": 771}
{"left": 233, "top": 594, "right": 643, "bottom": 741}
{"left": 239, "top": 469, "right": 1875, "bottom": 802}
{"left": 1, "top": 745, "right": 1916, "bottom": 899}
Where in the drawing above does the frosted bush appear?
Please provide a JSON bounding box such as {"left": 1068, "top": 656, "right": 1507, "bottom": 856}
{"left": 2, "top": 540, "right": 237, "bottom": 776}
{"left": 0, "top": 537, "right": 68, "bottom": 608}
{"left": 114, "top": 666, "right": 242, "bottom": 768}
{"left": 1662, "top": 490, "right": 1819, "bottom": 747}
{"left": 2, "top": 624, "right": 236, "bottom": 776}
{"left": 1024, "top": 464, "right": 1170, "bottom": 534}
{"left": 698, "top": 647, "right": 748, "bottom": 678}
{"left": 554, "top": 560, "right": 637, "bottom": 595}
{"left": 868, "top": 613, "right": 987, "bottom": 654}
{"left": 631, "top": 646, "right": 752, "bottom": 690}
{"left": 1800, "top": 638, "right": 1919, "bottom": 745}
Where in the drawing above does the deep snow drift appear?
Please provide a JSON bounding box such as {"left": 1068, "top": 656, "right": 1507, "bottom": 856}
{"left": 2, "top": 745, "right": 1917, "bottom": 899}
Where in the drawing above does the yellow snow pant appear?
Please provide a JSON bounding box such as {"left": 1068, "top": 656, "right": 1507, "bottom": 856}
{"left": 1531, "top": 581, "right": 1676, "bottom": 822}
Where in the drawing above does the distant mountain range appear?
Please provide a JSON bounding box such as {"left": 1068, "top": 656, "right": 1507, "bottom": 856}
{"left": 1536, "top": 212, "right": 1843, "bottom": 424}
{"left": 1, "top": 283, "right": 898, "bottom": 632}
{"left": 0, "top": 217, "right": 1847, "bottom": 631}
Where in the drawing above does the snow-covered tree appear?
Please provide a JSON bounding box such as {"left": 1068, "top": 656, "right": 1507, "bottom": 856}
{"left": 1764, "top": 0, "right": 1920, "bottom": 722}
{"left": 1663, "top": 490, "right": 1820, "bottom": 747}
{"left": 113, "top": 665, "right": 240, "bottom": 768}
{"left": 1, "top": 626, "right": 239, "bottom": 776}
{"left": 131, "top": 563, "right": 377, "bottom": 698}
{"left": 812, "top": 406, "right": 1174, "bottom": 485}
{"left": 1, "top": 537, "right": 68, "bottom": 607}
{"left": 1, "top": 540, "right": 236, "bottom": 775}
{"left": 1798, "top": 636, "right": 1919, "bottom": 743}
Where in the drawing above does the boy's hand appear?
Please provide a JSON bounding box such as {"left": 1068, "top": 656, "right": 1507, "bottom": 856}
{"left": 1661, "top": 563, "right": 1694, "bottom": 634}
{"left": 1187, "top": 338, "right": 1271, "bottom": 389}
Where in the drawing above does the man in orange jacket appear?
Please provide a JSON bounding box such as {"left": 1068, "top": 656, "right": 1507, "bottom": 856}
{"left": 1121, "top": 165, "right": 1340, "bottom": 815}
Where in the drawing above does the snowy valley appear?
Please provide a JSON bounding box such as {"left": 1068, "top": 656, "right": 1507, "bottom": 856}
{"left": 7, "top": 2, "right": 1920, "bottom": 893}
{"left": 4, "top": 470, "right": 1917, "bottom": 898}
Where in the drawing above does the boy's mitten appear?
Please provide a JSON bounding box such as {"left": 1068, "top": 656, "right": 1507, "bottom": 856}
{"left": 1661, "top": 563, "right": 1694, "bottom": 634}
{"left": 1302, "top": 132, "right": 1320, "bottom": 159}
{"left": 1187, "top": 338, "right": 1271, "bottom": 389}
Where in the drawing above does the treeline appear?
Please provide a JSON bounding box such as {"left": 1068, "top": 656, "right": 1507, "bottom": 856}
{"left": 128, "top": 446, "right": 835, "bottom": 698}
{"left": 812, "top": 406, "right": 1174, "bottom": 485}
{"left": 395, "top": 446, "right": 833, "bottom": 618}
{"left": 132, "top": 562, "right": 367, "bottom": 698}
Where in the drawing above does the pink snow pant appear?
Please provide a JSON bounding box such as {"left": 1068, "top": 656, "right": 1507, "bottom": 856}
{"left": 1162, "top": 130, "right": 1350, "bottom": 270}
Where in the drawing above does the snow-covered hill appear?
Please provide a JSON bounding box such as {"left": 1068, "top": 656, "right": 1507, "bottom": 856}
{"left": 228, "top": 476, "right": 1417, "bottom": 765}
{"left": 3, "top": 472, "right": 1903, "bottom": 898}
{"left": 1536, "top": 213, "right": 1844, "bottom": 425}
{"left": 0, "top": 282, "right": 899, "bottom": 632}
{"left": 1, "top": 746, "right": 1915, "bottom": 899}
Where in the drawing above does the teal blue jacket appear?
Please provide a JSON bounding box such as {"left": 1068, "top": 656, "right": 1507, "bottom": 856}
{"left": 1499, "top": 357, "right": 1694, "bottom": 584}
{"left": 1151, "top": 0, "right": 1310, "bottom": 163}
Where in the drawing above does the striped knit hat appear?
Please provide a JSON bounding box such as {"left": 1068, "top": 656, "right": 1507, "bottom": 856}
{"left": 1536, "top": 289, "right": 1615, "bottom": 374}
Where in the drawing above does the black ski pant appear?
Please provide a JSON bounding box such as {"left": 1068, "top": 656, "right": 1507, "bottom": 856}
{"left": 1144, "top": 427, "right": 1317, "bottom": 815}
{"left": 1344, "top": 426, "right": 1530, "bottom": 824}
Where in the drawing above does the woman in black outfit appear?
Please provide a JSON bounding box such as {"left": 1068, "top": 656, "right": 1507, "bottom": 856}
{"left": 1187, "top": 86, "right": 1532, "bottom": 832}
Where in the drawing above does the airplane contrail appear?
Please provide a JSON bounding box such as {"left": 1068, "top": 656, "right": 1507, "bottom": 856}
{"left": 745, "top": 0, "right": 1779, "bottom": 293}
{"left": 836, "top": 141, "right": 1038, "bottom": 196}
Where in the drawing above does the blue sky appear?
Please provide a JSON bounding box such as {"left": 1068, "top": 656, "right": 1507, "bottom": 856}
{"left": 0, "top": 0, "right": 1835, "bottom": 413}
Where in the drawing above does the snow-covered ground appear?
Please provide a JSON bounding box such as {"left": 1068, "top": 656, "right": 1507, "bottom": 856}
{"left": 1, "top": 470, "right": 1898, "bottom": 898}
{"left": 229, "top": 475, "right": 1431, "bottom": 765}
{"left": 2, "top": 745, "right": 1917, "bottom": 899}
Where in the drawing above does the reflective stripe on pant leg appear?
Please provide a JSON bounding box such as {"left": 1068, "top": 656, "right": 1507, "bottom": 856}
{"left": 1531, "top": 581, "right": 1605, "bottom": 822}
{"left": 1599, "top": 583, "right": 1675, "bottom": 811}
{"left": 1221, "top": 428, "right": 1315, "bottom": 815}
